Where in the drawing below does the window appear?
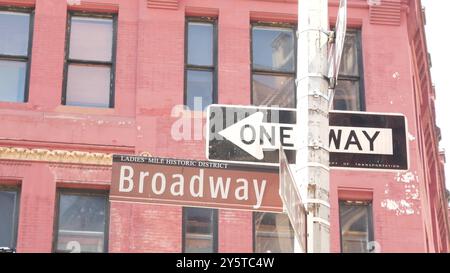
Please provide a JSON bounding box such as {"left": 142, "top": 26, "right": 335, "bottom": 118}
{"left": 183, "top": 207, "right": 217, "bottom": 253}
{"left": 254, "top": 212, "right": 294, "bottom": 253}
{"left": 252, "top": 24, "right": 296, "bottom": 108}
{"left": 54, "top": 191, "right": 109, "bottom": 253}
{"left": 185, "top": 18, "right": 217, "bottom": 111}
{"left": 333, "top": 30, "right": 365, "bottom": 111}
{"left": 0, "top": 188, "right": 20, "bottom": 251}
{"left": 339, "top": 200, "right": 374, "bottom": 253}
{"left": 0, "top": 8, "right": 33, "bottom": 103}
{"left": 62, "top": 13, "right": 117, "bottom": 108}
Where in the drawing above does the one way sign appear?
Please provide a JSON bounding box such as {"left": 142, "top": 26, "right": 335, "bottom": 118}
{"left": 206, "top": 104, "right": 408, "bottom": 171}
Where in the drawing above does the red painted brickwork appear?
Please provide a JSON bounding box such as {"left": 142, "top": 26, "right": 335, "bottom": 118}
{"left": 109, "top": 202, "right": 182, "bottom": 253}
{"left": 0, "top": 0, "right": 448, "bottom": 253}
{"left": 219, "top": 210, "right": 253, "bottom": 253}
{"left": 17, "top": 163, "right": 56, "bottom": 253}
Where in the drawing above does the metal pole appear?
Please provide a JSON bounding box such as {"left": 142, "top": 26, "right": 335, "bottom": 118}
{"left": 295, "top": 0, "right": 330, "bottom": 253}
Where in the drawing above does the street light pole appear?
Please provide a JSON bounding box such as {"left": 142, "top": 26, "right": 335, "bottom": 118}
{"left": 295, "top": 0, "right": 331, "bottom": 253}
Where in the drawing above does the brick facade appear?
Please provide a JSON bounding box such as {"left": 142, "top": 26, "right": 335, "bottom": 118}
{"left": 0, "top": 0, "right": 448, "bottom": 252}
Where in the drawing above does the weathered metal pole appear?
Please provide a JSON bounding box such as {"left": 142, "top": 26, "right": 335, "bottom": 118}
{"left": 296, "top": 0, "right": 330, "bottom": 253}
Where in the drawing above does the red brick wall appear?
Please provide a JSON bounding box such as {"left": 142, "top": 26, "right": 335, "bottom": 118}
{"left": 219, "top": 210, "right": 253, "bottom": 253}
{"left": 109, "top": 203, "right": 182, "bottom": 253}
{"left": 17, "top": 163, "right": 56, "bottom": 253}
{"left": 0, "top": 0, "right": 446, "bottom": 253}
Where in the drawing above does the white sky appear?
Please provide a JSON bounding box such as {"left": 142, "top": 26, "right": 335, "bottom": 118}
{"left": 422, "top": 0, "right": 450, "bottom": 190}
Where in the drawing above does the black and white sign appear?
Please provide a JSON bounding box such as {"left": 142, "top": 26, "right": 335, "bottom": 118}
{"left": 206, "top": 104, "right": 408, "bottom": 170}
{"left": 206, "top": 104, "right": 297, "bottom": 166}
{"left": 329, "top": 110, "right": 408, "bottom": 170}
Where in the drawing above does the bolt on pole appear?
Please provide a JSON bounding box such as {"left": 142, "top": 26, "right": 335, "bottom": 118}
{"left": 295, "top": 0, "right": 331, "bottom": 253}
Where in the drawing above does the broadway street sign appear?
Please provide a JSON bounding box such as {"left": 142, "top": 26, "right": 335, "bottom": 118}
{"left": 279, "top": 147, "right": 307, "bottom": 253}
{"left": 328, "top": 0, "right": 347, "bottom": 86}
{"left": 110, "top": 155, "right": 283, "bottom": 212}
{"left": 206, "top": 104, "right": 408, "bottom": 170}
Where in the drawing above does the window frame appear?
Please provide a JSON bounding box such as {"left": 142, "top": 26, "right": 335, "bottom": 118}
{"left": 183, "top": 17, "right": 218, "bottom": 111}
{"left": 61, "top": 11, "right": 118, "bottom": 108}
{"left": 0, "top": 6, "right": 34, "bottom": 103}
{"left": 252, "top": 211, "right": 295, "bottom": 253}
{"left": 338, "top": 200, "right": 374, "bottom": 253}
{"left": 335, "top": 29, "right": 366, "bottom": 111}
{"left": 0, "top": 186, "right": 21, "bottom": 250}
{"left": 181, "top": 207, "right": 218, "bottom": 253}
{"left": 250, "top": 21, "right": 297, "bottom": 107}
{"left": 52, "top": 188, "right": 110, "bottom": 253}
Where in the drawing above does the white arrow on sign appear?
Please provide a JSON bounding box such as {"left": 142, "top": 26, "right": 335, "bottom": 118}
{"left": 218, "top": 112, "right": 394, "bottom": 160}
{"left": 218, "top": 112, "right": 296, "bottom": 160}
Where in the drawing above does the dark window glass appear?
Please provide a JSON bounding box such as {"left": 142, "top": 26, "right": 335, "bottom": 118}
{"left": 254, "top": 212, "right": 294, "bottom": 253}
{"left": 333, "top": 80, "right": 360, "bottom": 111}
{"left": 339, "top": 201, "right": 374, "bottom": 253}
{"left": 252, "top": 25, "right": 295, "bottom": 108}
{"left": 0, "top": 190, "right": 19, "bottom": 250}
{"left": 333, "top": 31, "right": 365, "bottom": 111}
{"left": 185, "top": 19, "right": 216, "bottom": 111}
{"left": 183, "top": 207, "right": 217, "bottom": 253}
{"left": 339, "top": 32, "right": 359, "bottom": 77}
{"left": 55, "top": 192, "right": 108, "bottom": 253}
{"left": 0, "top": 10, "right": 32, "bottom": 103}
{"left": 63, "top": 14, "right": 116, "bottom": 108}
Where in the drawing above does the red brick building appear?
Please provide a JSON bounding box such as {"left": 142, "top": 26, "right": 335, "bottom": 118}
{"left": 0, "top": 0, "right": 448, "bottom": 253}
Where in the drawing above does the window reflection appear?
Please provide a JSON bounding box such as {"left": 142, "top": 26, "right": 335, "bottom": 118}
{"left": 56, "top": 193, "right": 108, "bottom": 253}
{"left": 252, "top": 25, "right": 295, "bottom": 108}
{"left": 183, "top": 207, "right": 216, "bottom": 253}
{"left": 252, "top": 27, "right": 295, "bottom": 72}
{"left": 0, "top": 11, "right": 30, "bottom": 56}
{"left": 188, "top": 22, "right": 213, "bottom": 66}
{"left": 333, "top": 80, "right": 360, "bottom": 111}
{"left": 185, "top": 20, "right": 216, "bottom": 111}
{"left": 0, "top": 190, "right": 19, "bottom": 249}
{"left": 339, "top": 32, "right": 359, "bottom": 77}
{"left": 334, "top": 30, "right": 364, "bottom": 111}
{"left": 66, "top": 64, "right": 111, "bottom": 108}
{"left": 339, "top": 201, "right": 374, "bottom": 253}
{"left": 69, "top": 17, "right": 113, "bottom": 62}
{"left": 252, "top": 74, "right": 295, "bottom": 108}
{"left": 0, "top": 60, "right": 26, "bottom": 102}
{"left": 254, "top": 212, "right": 294, "bottom": 253}
{"left": 64, "top": 14, "right": 115, "bottom": 108}
{"left": 0, "top": 10, "right": 31, "bottom": 103}
{"left": 186, "top": 70, "right": 213, "bottom": 111}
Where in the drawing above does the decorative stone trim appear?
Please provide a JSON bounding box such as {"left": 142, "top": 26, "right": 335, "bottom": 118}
{"left": 0, "top": 147, "right": 113, "bottom": 166}
{"left": 49, "top": 163, "right": 112, "bottom": 171}
{"left": 139, "top": 151, "right": 153, "bottom": 157}
{"left": 0, "top": 160, "right": 31, "bottom": 167}
{"left": 147, "top": 0, "right": 179, "bottom": 10}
